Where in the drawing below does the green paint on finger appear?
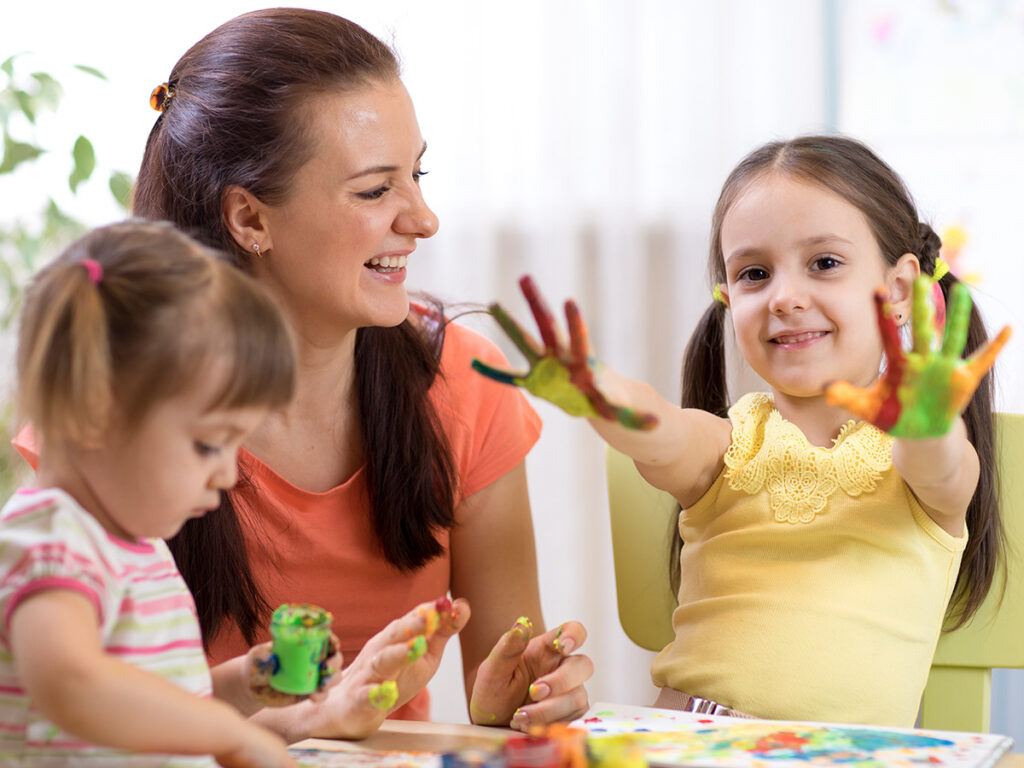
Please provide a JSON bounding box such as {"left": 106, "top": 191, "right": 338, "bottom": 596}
{"left": 470, "top": 699, "right": 498, "bottom": 725}
{"left": 406, "top": 635, "right": 427, "bottom": 663}
{"left": 368, "top": 680, "right": 398, "bottom": 710}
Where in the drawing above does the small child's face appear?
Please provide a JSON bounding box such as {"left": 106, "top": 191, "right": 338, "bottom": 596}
{"left": 80, "top": 380, "right": 270, "bottom": 542}
{"left": 719, "top": 173, "right": 896, "bottom": 402}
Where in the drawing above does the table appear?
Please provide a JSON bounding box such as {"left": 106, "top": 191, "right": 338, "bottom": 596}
{"left": 294, "top": 720, "right": 1024, "bottom": 765}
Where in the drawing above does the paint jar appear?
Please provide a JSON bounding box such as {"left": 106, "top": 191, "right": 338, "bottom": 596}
{"left": 441, "top": 747, "right": 507, "bottom": 768}
{"left": 268, "top": 603, "right": 333, "bottom": 695}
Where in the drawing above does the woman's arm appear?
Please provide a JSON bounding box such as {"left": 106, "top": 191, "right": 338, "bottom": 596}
{"left": 893, "top": 418, "right": 977, "bottom": 537}
{"left": 10, "top": 589, "right": 292, "bottom": 767}
{"left": 450, "top": 461, "right": 593, "bottom": 728}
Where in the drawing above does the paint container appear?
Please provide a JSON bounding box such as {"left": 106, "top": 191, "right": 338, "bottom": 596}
{"left": 268, "top": 603, "right": 333, "bottom": 695}
{"left": 503, "top": 735, "right": 561, "bottom": 768}
{"left": 441, "top": 747, "right": 506, "bottom": 768}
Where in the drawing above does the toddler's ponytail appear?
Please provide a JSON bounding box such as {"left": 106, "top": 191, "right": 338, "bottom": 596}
{"left": 681, "top": 300, "right": 729, "bottom": 417}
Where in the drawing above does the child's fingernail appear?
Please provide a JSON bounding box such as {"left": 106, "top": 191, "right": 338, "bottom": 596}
{"left": 406, "top": 635, "right": 427, "bottom": 663}
{"left": 513, "top": 708, "right": 530, "bottom": 726}
{"left": 512, "top": 616, "right": 533, "bottom": 637}
{"left": 529, "top": 682, "right": 550, "bottom": 701}
{"left": 552, "top": 625, "right": 574, "bottom": 654}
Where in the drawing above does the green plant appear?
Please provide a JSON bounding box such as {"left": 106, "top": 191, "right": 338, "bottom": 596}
{"left": 0, "top": 52, "right": 134, "bottom": 495}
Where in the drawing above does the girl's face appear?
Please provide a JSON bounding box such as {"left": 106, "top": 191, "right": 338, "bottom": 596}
{"left": 256, "top": 79, "right": 438, "bottom": 337}
{"left": 719, "top": 173, "right": 904, "bottom": 403}
{"left": 78, "top": 374, "right": 269, "bottom": 541}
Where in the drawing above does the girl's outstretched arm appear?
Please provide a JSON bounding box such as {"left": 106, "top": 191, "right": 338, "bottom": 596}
{"left": 10, "top": 589, "right": 294, "bottom": 768}
{"left": 473, "top": 276, "right": 732, "bottom": 506}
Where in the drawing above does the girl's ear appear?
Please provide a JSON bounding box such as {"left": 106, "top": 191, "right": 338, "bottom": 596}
{"left": 222, "top": 185, "right": 273, "bottom": 254}
{"left": 887, "top": 253, "right": 921, "bottom": 325}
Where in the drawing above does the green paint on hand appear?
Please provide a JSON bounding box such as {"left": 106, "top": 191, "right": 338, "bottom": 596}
{"left": 368, "top": 680, "right": 399, "bottom": 710}
{"left": 517, "top": 358, "right": 599, "bottom": 418}
{"left": 406, "top": 634, "right": 427, "bottom": 663}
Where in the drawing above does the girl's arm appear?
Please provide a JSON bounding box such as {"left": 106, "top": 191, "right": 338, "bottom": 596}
{"left": 10, "top": 589, "right": 292, "bottom": 767}
{"left": 893, "top": 419, "right": 978, "bottom": 537}
{"left": 450, "top": 462, "right": 592, "bottom": 729}
{"left": 587, "top": 368, "right": 733, "bottom": 507}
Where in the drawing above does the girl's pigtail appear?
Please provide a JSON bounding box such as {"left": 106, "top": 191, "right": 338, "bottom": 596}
{"left": 18, "top": 261, "right": 112, "bottom": 454}
{"left": 681, "top": 301, "right": 729, "bottom": 417}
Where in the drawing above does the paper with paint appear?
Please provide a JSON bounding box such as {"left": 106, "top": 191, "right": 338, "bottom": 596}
{"left": 572, "top": 702, "right": 1013, "bottom": 768}
{"left": 290, "top": 748, "right": 439, "bottom": 767}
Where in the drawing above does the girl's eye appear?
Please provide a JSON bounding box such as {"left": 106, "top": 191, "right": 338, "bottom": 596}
{"left": 412, "top": 169, "right": 429, "bottom": 183}
{"left": 737, "top": 267, "right": 769, "bottom": 283}
{"left": 812, "top": 254, "right": 841, "bottom": 271}
{"left": 194, "top": 441, "right": 221, "bottom": 457}
{"left": 357, "top": 185, "right": 390, "bottom": 200}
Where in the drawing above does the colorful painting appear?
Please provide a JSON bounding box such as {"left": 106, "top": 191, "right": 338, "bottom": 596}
{"left": 573, "top": 703, "right": 1014, "bottom": 768}
{"left": 290, "top": 747, "right": 440, "bottom": 767}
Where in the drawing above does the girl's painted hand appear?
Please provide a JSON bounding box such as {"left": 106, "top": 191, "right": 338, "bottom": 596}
{"left": 473, "top": 275, "right": 657, "bottom": 430}
{"left": 214, "top": 719, "right": 295, "bottom": 768}
{"left": 469, "top": 618, "right": 592, "bottom": 731}
{"left": 308, "top": 596, "right": 470, "bottom": 739}
{"left": 246, "top": 634, "right": 342, "bottom": 707}
{"left": 827, "top": 277, "right": 1010, "bottom": 438}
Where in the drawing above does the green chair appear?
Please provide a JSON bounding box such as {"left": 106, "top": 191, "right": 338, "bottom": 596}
{"left": 605, "top": 412, "right": 1024, "bottom": 731}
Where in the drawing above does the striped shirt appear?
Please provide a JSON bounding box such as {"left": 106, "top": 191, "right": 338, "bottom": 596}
{"left": 0, "top": 487, "right": 215, "bottom": 767}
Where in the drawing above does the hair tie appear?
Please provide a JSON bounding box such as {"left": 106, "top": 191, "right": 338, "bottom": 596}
{"left": 712, "top": 283, "right": 728, "bottom": 307}
{"left": 150, "top": 82, "right": 175, "bottom": 113}
{"left": 80, "top": 258, "right": 103, "bottom": 285}
{"left": 932, "top": 256, "right": 950, "bottom": 283}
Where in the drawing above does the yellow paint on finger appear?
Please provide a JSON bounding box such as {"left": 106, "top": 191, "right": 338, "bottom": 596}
{"left": 418, "top": 605, "right": 440, "bottom": 636}
{"left": 469, "top": 699, "right": 498, "bottom": 725}
{"left": 368, "top": 680, "right": 398, "bottom": 710}
{"left": 552, "top": 624, "right": 564, "bottom": 652}
{"left": 513, "top": 616, "right": 533, "bottom": 637}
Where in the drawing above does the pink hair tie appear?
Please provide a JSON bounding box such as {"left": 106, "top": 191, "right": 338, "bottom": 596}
{"left": 80, "top": 258, "right": 103, "bottom": 285}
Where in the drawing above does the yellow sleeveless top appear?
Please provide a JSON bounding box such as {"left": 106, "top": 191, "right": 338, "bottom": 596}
{"left": 650, "top": 393, "right": 967, "bottom": 726}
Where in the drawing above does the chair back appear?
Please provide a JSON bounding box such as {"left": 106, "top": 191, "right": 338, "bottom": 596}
{"left": 606, "top": 413, "right": 1024, "bottom": 731}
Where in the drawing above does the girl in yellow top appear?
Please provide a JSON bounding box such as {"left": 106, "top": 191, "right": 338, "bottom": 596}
{"left": 474, "top": 135, "right": 1010, "bottom": 726}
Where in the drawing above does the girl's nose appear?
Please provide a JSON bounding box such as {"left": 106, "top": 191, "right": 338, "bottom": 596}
{"left": 767, "top": 274, "right": 809, "bottom": 315}
{"left": 395, "top": 186, "right": 439, "bottom": 239}
{"left": 211, "top": 453, "right": 239, "bottom": 491}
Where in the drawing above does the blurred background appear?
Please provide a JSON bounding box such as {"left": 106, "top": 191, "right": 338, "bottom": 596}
{"left": 2, "top": 0, "right": 1022, "bottom": 742}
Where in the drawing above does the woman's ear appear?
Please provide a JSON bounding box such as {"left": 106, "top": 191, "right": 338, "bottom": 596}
{"left": 222, "top": 185, "right": 273, "bottom": 254}
{"left": 886, "top": 253, "right": 921, "bottom": 325}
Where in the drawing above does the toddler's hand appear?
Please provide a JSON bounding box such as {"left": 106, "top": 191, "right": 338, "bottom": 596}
{"left": 246, "top": 634, "right": 342, "bottom": 707}
{"left": 215, "top": 719, "right": 295, "bottom": 768}
{"left": 472, "top": 275, "right": 657, "bottom": 430}
{"left": 827, "top": 277, "right": 1010, "bottom": 437}
{"left": 469, "top": 617, "right": 592, "bottom": 731}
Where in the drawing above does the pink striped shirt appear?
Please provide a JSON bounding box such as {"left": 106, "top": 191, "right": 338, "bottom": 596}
{"left": 0, "top": 488, "right": 214, "bottom": 766}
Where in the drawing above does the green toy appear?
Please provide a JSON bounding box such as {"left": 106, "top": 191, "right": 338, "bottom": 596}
{"left": 268, "top": 603, "right": 333, "bottom": 695}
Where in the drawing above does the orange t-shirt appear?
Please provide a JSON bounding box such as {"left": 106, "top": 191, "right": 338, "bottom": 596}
{"left": 12, "top": 318, "right": 541, "bottom": 722}
{"left": 207, "top": 319, "right": 541, "bottom": 720}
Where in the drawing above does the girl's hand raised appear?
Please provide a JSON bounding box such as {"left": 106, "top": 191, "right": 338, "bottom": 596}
{"left": 468, "top": 617, "right": 592, "bottom": 731}
{"left": 473, "top": 275, "right": 658, "bottom": 431}
{"left": 827, "top": 277, "right": 1010, "bottom": 437}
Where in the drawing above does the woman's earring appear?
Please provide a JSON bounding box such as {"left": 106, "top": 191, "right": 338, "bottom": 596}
{"left": 252, "top": 243, "right": 262, "bottom": 258}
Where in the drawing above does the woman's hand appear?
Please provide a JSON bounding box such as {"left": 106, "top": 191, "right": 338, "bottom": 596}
{"left": 306, "top": 596, "right": 470, "bottom": 739}
{"left": 246, "top": 634, "right": 342, "bottom": 707}
{"left": 468, "top": 617, "right": 592, "bottom": 731}
{"left": 473, "top": 275, "right": 657, "bottom": 430}
{"left": 827, "top": 277, "right": 1010, "bottom": 437}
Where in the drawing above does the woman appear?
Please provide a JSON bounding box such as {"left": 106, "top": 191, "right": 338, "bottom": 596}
{"left": 131, "top": 8, "right": 592, "bottom": 742}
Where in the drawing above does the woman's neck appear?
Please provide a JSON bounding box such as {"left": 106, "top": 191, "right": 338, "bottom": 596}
{"left": 770, "top": 389, "right": 857, "bottom": 448}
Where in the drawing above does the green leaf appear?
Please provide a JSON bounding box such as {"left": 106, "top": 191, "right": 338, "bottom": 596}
{"left": 1, "top": 54, "right": 17, "bottom": 78}
{"left": 29, "top": 72, "right": 62, "bottom": 111}
{"left": 74, "top": 64, "right": 107, "bottom": 81}
{"left": 0, "top": 135, "right": 45, "bottom": 174}
{"left": 13, "top": 89, "right": 36, "bottom": 123}
{"left": 109, "top": 170, "right": 134, "bottom": 210}
{"left": 68, "top": 135, "right": 95, "bottom": 193}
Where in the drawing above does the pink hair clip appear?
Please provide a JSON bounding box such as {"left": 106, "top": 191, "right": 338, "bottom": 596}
{"left": 80, "top": 258, "right": 103, "bottom": 285}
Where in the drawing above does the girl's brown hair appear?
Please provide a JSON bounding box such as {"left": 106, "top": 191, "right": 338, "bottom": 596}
{"left": 18, "top": 220, "right": 295, "bottom": 458}
{"left": 133, "top": 8, "right": 458, "bottom": 646}
{"left": 676, "top": 135, "right": 1001, "bottom": 628}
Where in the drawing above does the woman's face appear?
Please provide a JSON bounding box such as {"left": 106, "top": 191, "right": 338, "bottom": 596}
{"left": 257, "top": 79, "right": 438, "bottom": 337}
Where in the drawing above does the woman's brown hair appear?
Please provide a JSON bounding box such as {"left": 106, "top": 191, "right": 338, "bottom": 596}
{"left": 133, "top": 8, "right": 457, "bottom": 646}
{"left": 18, "top": 220, "right": 295, "bottom": 459}
{"left": 675, "top": 135, "right": 1002, "bottom": 628}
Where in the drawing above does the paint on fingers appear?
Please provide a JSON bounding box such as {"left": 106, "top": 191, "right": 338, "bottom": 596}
{"left": 406, "top": 635, "right": 427, "bottom": 663}
{"left": 368, "top": 680, "right": 399, "bottom": 710}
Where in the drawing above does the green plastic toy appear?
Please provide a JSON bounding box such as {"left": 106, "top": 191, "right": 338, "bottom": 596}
{"left": 472, "top": 276, "right": 658, "bottom": 430}
{"left": 827, "top": 276, "right": 1010, "bottom": 438}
